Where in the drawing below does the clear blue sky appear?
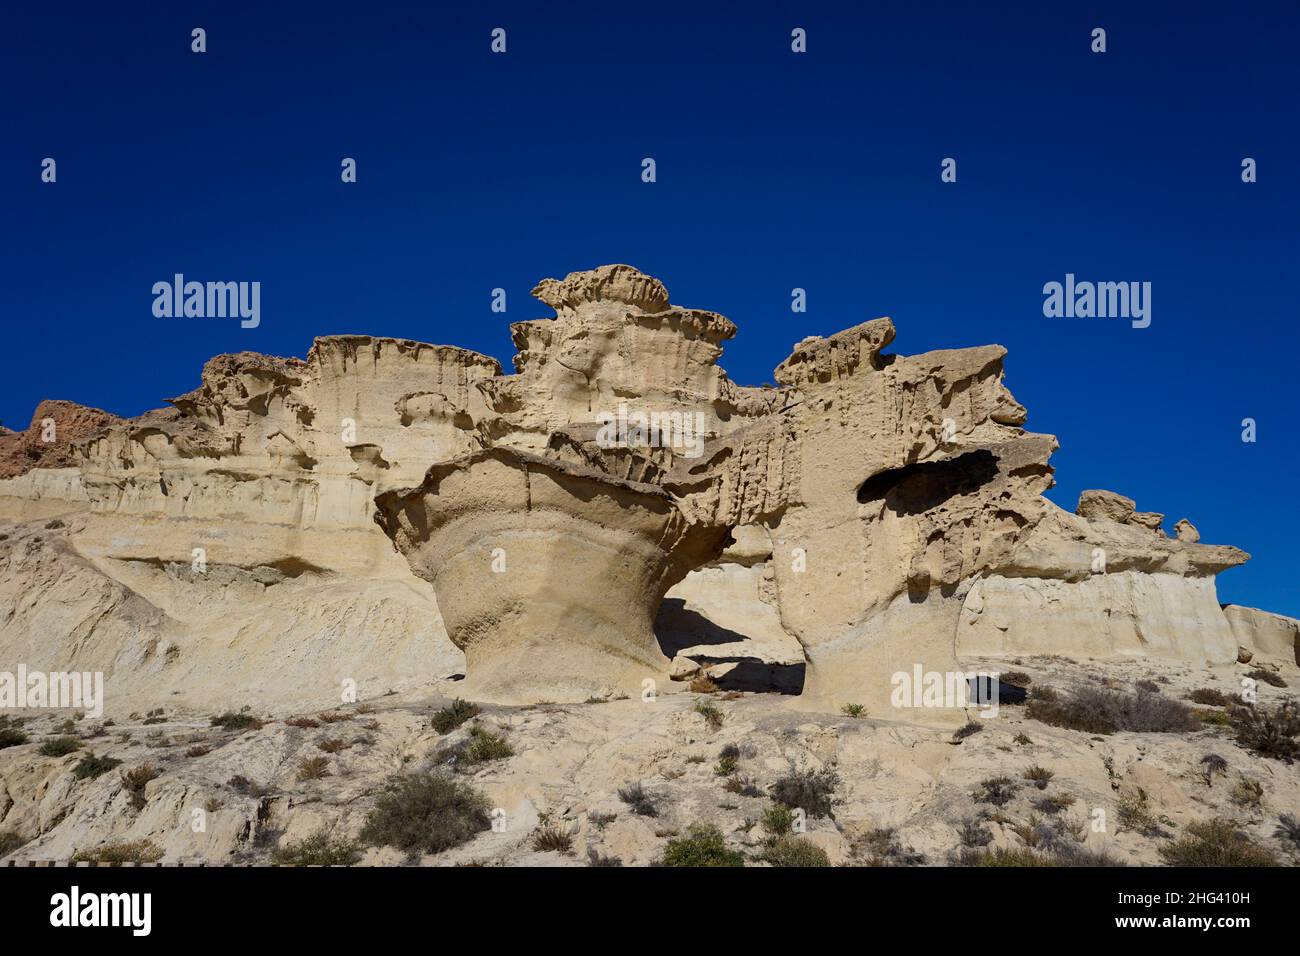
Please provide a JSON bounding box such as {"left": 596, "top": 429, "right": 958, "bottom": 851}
{"left": 2, "top": 1, "right": 1296, "bottom": 616}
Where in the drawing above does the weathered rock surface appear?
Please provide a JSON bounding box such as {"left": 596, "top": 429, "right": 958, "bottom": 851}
{"left": 0, "top": 264, "right": 1280, "bottom": 719}
{"left": 0, "top": 400, "right": 121, "bottom": 480}
{"left": 1223, "top": 604, "right": 1300, "bottom": 667}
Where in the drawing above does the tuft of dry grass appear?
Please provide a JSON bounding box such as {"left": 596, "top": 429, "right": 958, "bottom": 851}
{"left": 297, "top": 756, "right": 331, "bottom": 781}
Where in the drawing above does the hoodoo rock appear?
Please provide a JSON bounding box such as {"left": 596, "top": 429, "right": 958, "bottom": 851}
{"left": 0, "top": 265, "right": 1280, "bottom": 717}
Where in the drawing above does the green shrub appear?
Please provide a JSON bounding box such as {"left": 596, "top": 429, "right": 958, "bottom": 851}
{"left": 360, "top": 772, "right": 491, "bottom": 855}
{"left": 660, "top": 824, "right": 744, "bottom": 867}
{"left": 1158, "top": 818, "right": 1276, "bottom": 866}
{"left": 840, "top": 704, "right": 865, "bottom": 718}
{"left": 457, "top": 726, "right": 513, "bottom": 766}
{"left": 39, "top": 736, "right": 83, "bottom": 757}
{"left": 72, "top": 754, "right": 122, "bottom": 780}
{"left": 272, "top": 830, "right": 362, "bottom": 866}
{"left": 431, "top": 699, "right": 480, "bottom": 734}
{"left": 760, "top": 836, "right": 830, "bottom": 867}
{"left": 0, "top": 727, "right": 30, "bottom": 749}
{"left": 761, "top": 802, "right": 795, "bottom": 836}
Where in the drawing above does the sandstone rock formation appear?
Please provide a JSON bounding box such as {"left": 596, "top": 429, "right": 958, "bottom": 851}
{"left": 0, "top": 264, "right": 1284, "bottom": 718}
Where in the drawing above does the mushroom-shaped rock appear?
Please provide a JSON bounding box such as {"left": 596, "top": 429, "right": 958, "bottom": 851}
{"left": 375, "top": 447, "right": 730, "bottom": 703}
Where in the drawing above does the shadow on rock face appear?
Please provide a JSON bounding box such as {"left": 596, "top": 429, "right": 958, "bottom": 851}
{"left": 856, "top": 449, "right": 1001, "bottom": 516}
{"left": 654, "top": 598, "right": 806, "bottom": 695}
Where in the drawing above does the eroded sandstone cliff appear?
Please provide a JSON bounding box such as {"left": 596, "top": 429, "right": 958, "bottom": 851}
{"left": 0, "top": 264, "right": 1288, "bottom": 716}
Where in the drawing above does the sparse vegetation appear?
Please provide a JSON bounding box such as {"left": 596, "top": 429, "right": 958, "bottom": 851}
{"left": 1023, "top": 766, "right": 1054, "bottom": 790}
{"left": 360, "top": 772, "right": 491, "bottom": 855}
{"left": 1186, "top": 687, "right": 1232, "bottom": 706}
{"left": 318, "top": 738, "right": 349, "bottom": 754}
{"left": 316, "top": 711, "right": 352, "bottom": 723}
{"left": 617, "top": 781, "right": 658, "bottom": 817}
{"left": 1001, "top": 671, "right": 1031, "bottom": 686}
{"left": 694, "top": 701, "right": 724, "bottom": 730}
{"left": 1026, "top": 684, "right": 1200, "bottom": 735}
{"left": 121, "top": 763, "right": 159, "bottom": 810}
{"left": 72, "top": 754, "right": 122, "bottom": 780}
{"left": 1012, "top": 732, "right": 1032, "bottom": 746}
{"left": 227, "top": 775, "right": 271, "bottom": 797}
{"left": 1199, "top": 753, "right": 1228, "bottom": 787}
{"left": 771, "top": 767, "right": 839, "bottom": 818}
{"left": 431, "top": 699, "right": 480, "bottom": 734}
{"left": 660, "top": 824, "right": 744, "bottom": 867}
{"left": 0, "top": 727, "right": 30, "bottom": 749}
{"left": 1274, "top": 813, "right": 1300, "bottom": 848}
{"left": 459, "top": 726, "right": 513, "bottom": 765}
{"left": 586, "top": 848, "right": 622, "bottom": 867}
{"left": 952, "top": 721, "right": 983, "bottom": 741}
{"left": 974, "top": 776, "right": 1017, "bottom": 807}
{"left": 715, "top": 755, "right": 738, "bottom": 776}
{"left": 0, "top": 831, "right": 27, "bottom": 855}
{"left": 1116, "top": 788, "right": 1160, "bottom": 835}
{"left": 297, "top": 756, "right": 331, "bottom": 781}
{"left": 38, "top": 736, "right": 83, "bottom": 757}
{"left": 957, "top": 818, "right": 991, "bottom": 848}
{"left": 762, "top": 802, "right": 795, "bottom": 836}
{"left": 721, "top": 775, "right": 762, "bottom": 797}
{"left": 1245, "top": 668, "right": 1287, "bottom": 688}
{"left": 588, "top": 811, "right": 617, "bottom": 830}
{"left": 71, "top": 841, "right": 163, "bottom": 865}
{"left": 853, "top": 827, "right": 926, "bottom": 866}
{"left": 1230, "top": 777, "right": 1264, "bottom": 810}
{"left": 1033, "top": 793, "right": 1076, "bottom": 816}
{"left": 760, "top": 835, "right": 831, "bottom": 867}
{"left": 1158, "top": 818, "right": 1276, "bottom": 867}
{"left": 531, "top": 825, "right": 573, "bottom": 853}
{"left": 840, "top": 703, "right": 865, "bottom": 718}
{"left": 689, "top": 674, "right": 720, "bottom": 694}
{"left": 185, "top": 745, "right": 210, "bottom": 758}
{"left": 1229, "top": 701, "right": 1300, "bottom": 762}
{"left": 210, "top": 712, "right": 263, "bottom": 732}
{"left": 272, "top": 830, "right": 362, "bottom": 866}
{"left": 285, "top": 716, "right": 320, "bottom": 729}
